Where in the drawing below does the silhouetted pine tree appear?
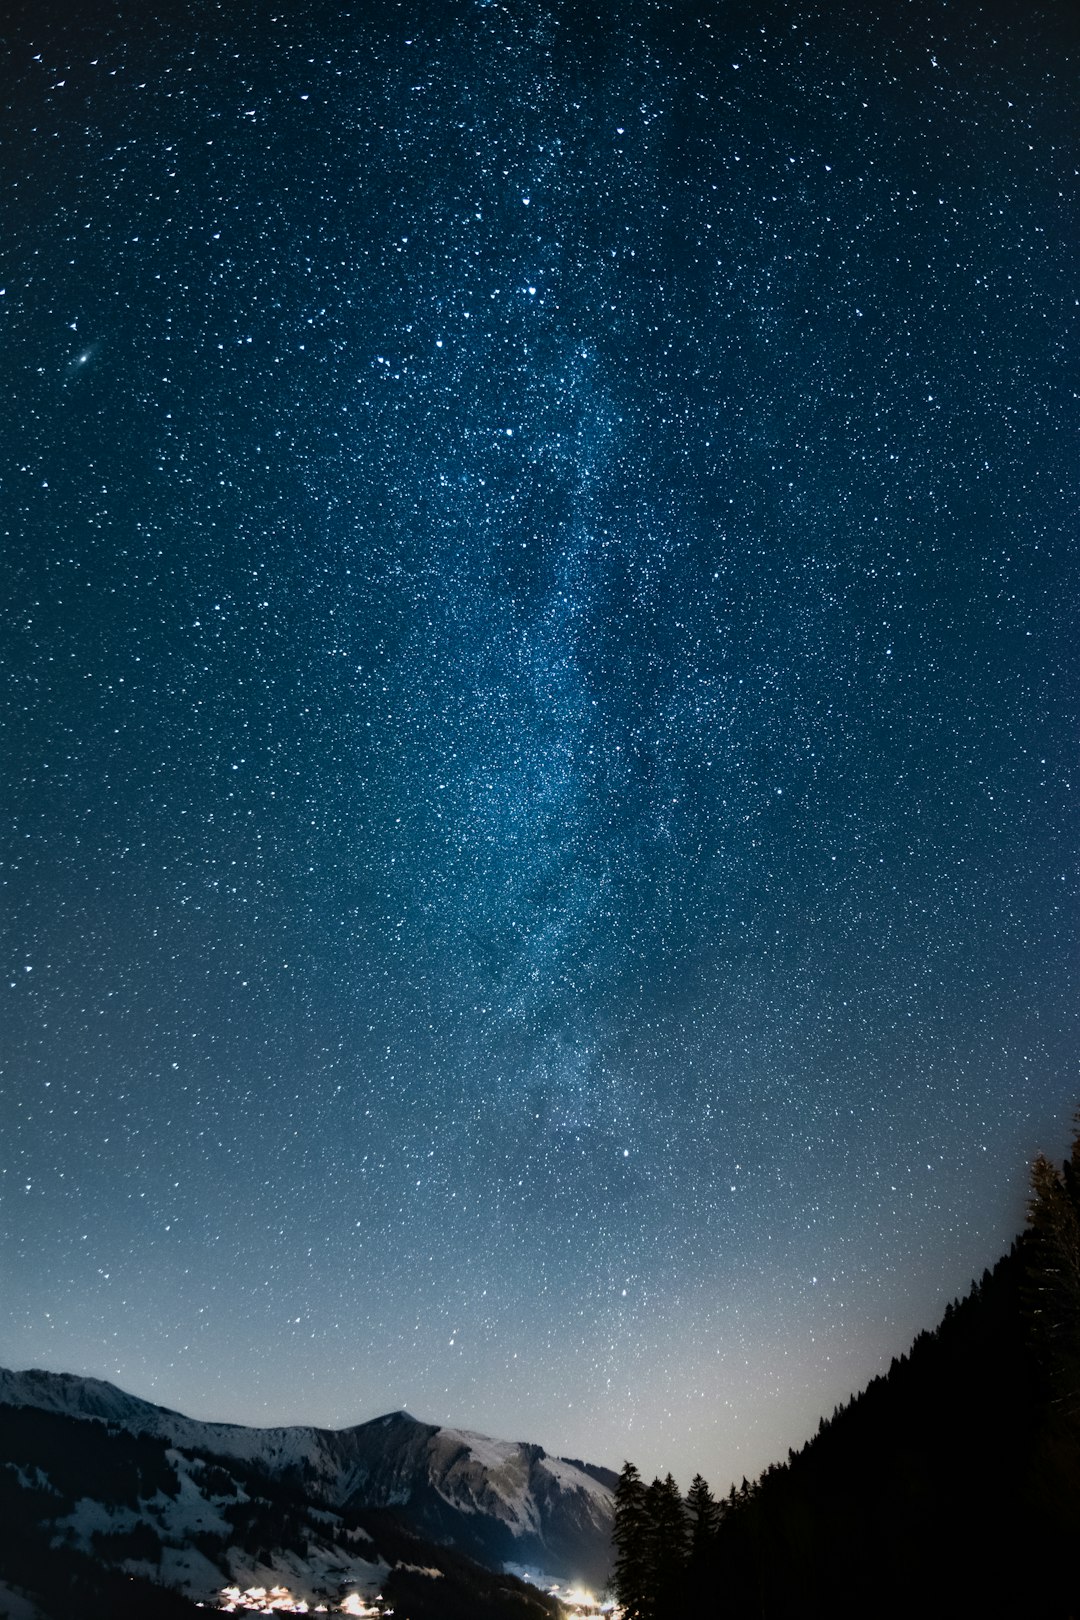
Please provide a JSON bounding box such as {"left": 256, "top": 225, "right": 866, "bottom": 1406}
{"left": 683, "top": 1473, "right": 718, "bottom": 1610}
{"left": 685, "top": 1472, "right": 719, "bottom": 1557}
{"left": 1027, "top": 1114, "right": 1080, "bottom": 1412}
{"left": 612, "top": 1460, "right": 650, "bottom": 1620}
{"left": 644, "top": 1472, "right": 688, "bottom": 1620}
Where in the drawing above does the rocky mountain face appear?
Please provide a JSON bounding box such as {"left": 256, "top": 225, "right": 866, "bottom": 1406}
{"left": 0, "top": 1368, "right": 615, "bottom": 1616}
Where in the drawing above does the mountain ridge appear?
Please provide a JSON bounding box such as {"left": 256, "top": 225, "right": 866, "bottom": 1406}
{"left": 0, "top": 1366, "right": 615, "bottom": 1599}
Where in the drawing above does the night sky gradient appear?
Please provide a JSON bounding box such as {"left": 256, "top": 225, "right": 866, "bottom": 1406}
{"left": 3, "top": 0, "right": 1077, "bottom": 1487}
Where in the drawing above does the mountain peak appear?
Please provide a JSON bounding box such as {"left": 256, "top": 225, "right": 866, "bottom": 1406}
{"left": 0, "top": 1365, "right": 615, "bottom": 1588}
{"left": 0, "top": 1366, "right": 180, "bottom": 1424}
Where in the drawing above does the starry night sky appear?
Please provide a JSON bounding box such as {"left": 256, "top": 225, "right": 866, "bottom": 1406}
{"left": 3, "top": 0, "right": 1077, "bottom": 1487}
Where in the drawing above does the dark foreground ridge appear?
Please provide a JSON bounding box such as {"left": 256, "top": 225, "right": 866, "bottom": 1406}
{"left": 613, "top": 1123, "right": 1080, "bottom": 1619}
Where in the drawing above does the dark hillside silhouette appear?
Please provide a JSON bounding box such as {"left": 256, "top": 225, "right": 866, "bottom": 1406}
{"left": 613, "top": 1121, "right": 1080, "bottom": 1618}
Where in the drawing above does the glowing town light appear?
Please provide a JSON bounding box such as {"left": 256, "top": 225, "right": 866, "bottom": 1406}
{"left": 545, "top": 1586, "right": 615, "bottom": 1618}
{"left": 216, "top": 1585, "right": 319, "bottom": 1613}
{"left": 217, "top": 1589, "right": 382, "bottom": 1616}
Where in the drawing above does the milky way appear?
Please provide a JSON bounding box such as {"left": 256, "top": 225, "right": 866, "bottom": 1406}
{"left": 3, "top": 0, "right": 1076, "bottom": 1484}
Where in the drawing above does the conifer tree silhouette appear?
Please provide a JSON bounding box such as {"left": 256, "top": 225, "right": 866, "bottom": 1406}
{"left": 611, "top": 1460, "right": 650, "bottom": 1620}
{"left": 1026, "top": 1112, "right": 1080, "bottom": 1412}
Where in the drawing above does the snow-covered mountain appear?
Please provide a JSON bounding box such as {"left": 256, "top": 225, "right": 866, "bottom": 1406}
{"left": 0, "top": 1367, "right": 615, "bottom": 1596}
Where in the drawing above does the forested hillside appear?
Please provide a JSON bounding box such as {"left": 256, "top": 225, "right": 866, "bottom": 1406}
{"left": 614, "top": 1125, "right": 1080, "bottom": 1617}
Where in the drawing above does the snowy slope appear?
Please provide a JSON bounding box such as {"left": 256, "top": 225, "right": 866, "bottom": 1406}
{"left": 0, "top": 1368, "right": 615, "bottom": 1587}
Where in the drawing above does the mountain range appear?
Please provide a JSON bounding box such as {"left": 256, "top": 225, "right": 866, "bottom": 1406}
{"left": 0, "top": 1370, "right": 615, "bottom": 1619}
